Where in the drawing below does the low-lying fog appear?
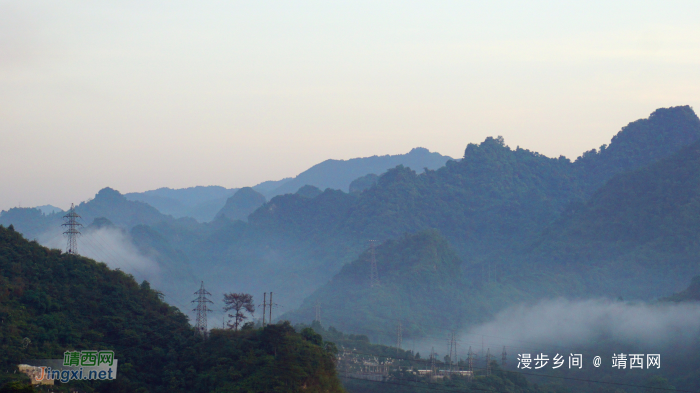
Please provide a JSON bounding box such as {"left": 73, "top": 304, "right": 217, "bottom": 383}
{"left": 39, "top": 226, "right": 161, "bottom": 285}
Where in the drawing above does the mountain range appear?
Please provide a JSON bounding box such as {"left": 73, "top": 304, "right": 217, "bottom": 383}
{"left": 2, "top": 105, "right": 700, "bottom": 343}
{"left": 118, "top": 147, "right": 453, "bottom": 222}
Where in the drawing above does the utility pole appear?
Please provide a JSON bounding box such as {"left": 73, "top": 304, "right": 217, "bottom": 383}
{"left": 502, "top": 346, "right": 507, "bottom": 367}
{"left": 192, "top": 281, "right": 213, "bottom": 339}
{"left": 62, "top": 203, "right": 82, "bottom": 255}
{"left": 369, "top": 240, "right": 380, "bottom": 288}
{"left": 262, "top": 293, "right": 266, "bottom": 327}
{"left": 314, "top": 300, "right": 321, "bottom": 323}
{"left": 430, "top": 347, "right": 436, "bottom": 380}
{"left": 269, "top": 292, "right": 273, "bottom": 323}
{"left": 396, "top": 321, "right": 402, "bottom": 355}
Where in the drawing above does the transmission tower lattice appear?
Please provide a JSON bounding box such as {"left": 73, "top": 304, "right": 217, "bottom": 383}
{"left": 62, "top": 203, "right": 82, "bottom": 255}
{"left": 448, "top": 332, "right": 458, "bottom": 371}
{"left": 192, "top": 281, "right": 213, "bottom": 338}
{"left": 369, "top": 240, "right": 380, "bottom": 288}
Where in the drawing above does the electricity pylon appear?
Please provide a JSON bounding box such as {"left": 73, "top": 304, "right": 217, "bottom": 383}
{"left": 192, "top": 281, "right": 213, "bottom": 338}
{"left": 62, "top": 203, "right": 82, "bottom": 255}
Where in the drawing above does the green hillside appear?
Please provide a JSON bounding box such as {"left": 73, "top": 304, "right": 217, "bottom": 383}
{"left": 284, "top": 230, "right": 490, "bottom": 339}
{"left": 573, "top": 105, "right": 700, "bottom": 192}
{"left": 0, "top": 225, "right": 344, "bottom": 392}
{"left": 284, "top": 112, "right": 700, "bottom": 339}
{"left": 249, "top": 106, "right": 700, "bottom": 261}
{"left": 529, "top": 139, "right": 700, "bottom": 298}
{"left": 0, "top": 224, "right": 193, "bottom": 391}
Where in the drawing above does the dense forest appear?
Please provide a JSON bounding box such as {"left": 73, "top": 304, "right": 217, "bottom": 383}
{"left": 0, "top": 225, "right": 344, "bottom": 392}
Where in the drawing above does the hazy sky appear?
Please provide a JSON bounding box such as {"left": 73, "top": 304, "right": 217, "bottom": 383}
{"left": 2, "top": 1, "right": 700, "bottom": 210}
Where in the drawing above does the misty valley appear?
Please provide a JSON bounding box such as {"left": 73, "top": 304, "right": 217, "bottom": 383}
{"left": 3, "top": 106, "right": 700, "bottom": 392}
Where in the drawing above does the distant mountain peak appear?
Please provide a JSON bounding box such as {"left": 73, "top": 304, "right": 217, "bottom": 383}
{"left": 94, "top": 187, "right": 126, "bottom": 201}
{"left": 464, "top": 135, "right": 508, "bottom": 158}
{"left": 124, "top": 186, "right": 238, "bottom": 222}
{"left": 296, "top": 185, "right": 323, "bottom": 199}
{"left": 215, "top": 187, "right": 266, "bottom": 222}
{"left": 573, "top": 105, "right": 700, "bottom": 192}
{"left": 34, "top": 205, "right": 63, "bottom": 215}
{"left": 408, "top": 147, "right": 430, "bottom": 154}
{"left": 259, "top": 147, "right": 453, "bottom": 199}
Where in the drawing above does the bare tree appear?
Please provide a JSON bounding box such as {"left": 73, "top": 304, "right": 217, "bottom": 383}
{"left": 223, "top": 293, "right": 255, "bottom": 330}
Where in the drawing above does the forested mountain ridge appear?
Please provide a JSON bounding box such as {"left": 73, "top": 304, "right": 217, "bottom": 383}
{"left": 0, "top": 225, "right": 345, "bottom": 392}
{"left": 260, "top": 147, "right": 453, "bottom": 199}
{"left": 287, "top": 111, "right": 700, "bottom": 338}
{"left": 76, "top": 187, "right": 173, "bottom": 229}
{"left": 0, "top": 187, "right": 176, "bottom": 241}
{"left": 282, "top": 230, "right": 472, "bottom": 338}
{"left": 215, "top": 187, "right": 266, "bottom": 221}
{"left": 247, "top": 106, "right": 700, "bottom": 264}
{"left": 115, "top": 105, "right": 700, "bottom": 320}
{"left": 525, "top": 138, "right": 700, "bottom": 298}
{"left": 276, "top": 106, "right": 700, "bottom": 335}
{"left": 573, "top": 105, "right": 700, "bottom": 192}
{"left": 125, "top": 185, "right": 238, "bottom": 222}
{"left": 544, "top": 138, "right": 700, "bottom": 247}
{"left": 3, "top": 106, "right": 699, "bottom": 337}
{"left": 244, "top": 136, "right": 583, "bottom": 272}
{"left": 0, "top": 224, "right": 194, "bottom": 391}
